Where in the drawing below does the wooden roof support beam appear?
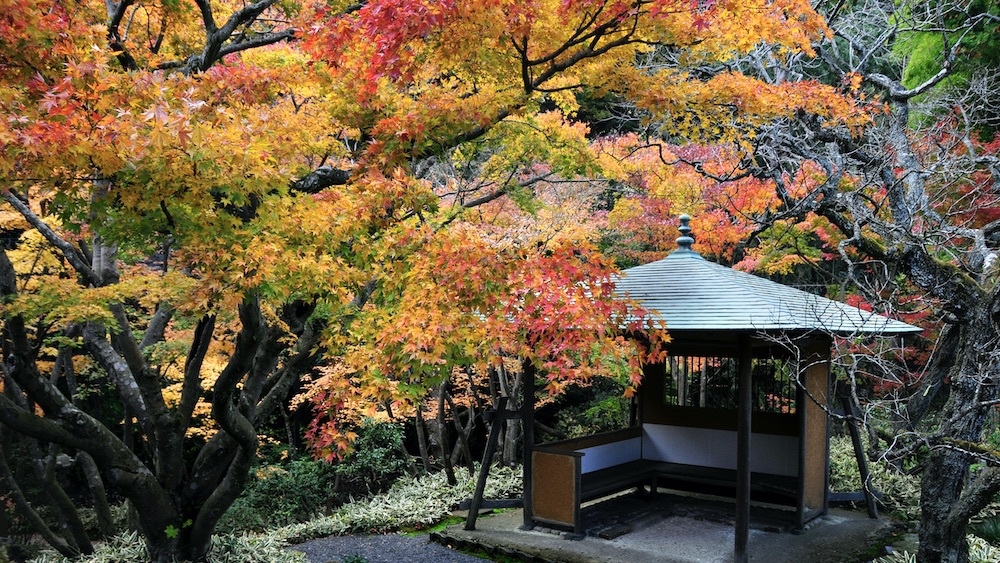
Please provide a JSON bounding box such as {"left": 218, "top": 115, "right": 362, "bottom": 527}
{"left": 735, "top": 335, "right": 752, "bottom": 563}
{"left": 521, "top": 360, "right": 537, "bottom": 531}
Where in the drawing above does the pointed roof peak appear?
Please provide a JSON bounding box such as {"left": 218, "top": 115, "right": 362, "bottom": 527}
{"left": 670, "top": 213, "right": 702, "bottom": 259}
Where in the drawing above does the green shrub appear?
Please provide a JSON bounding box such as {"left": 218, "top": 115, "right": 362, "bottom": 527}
{"left": 27, "top": 531, "right": 306, "bottom": 563}
{"left": 334, "top": 421, "right": 412, "bottom": 495}
{"left": 970, "top": 536, "right": 1000, "bottom": 562}
{"left": 217, "top": 457, "right": 338, "bottom": 533}
{"left": 76, "top": 502, "right": 131, "bottom": 539}
{"left": 972, "top": 517, "right": 1000, "bottom": 546}
{"left": 551, "top": 378, "right": 630, "bottom": 438}
{"left": 275, "top": 463, "right": 523, "bottom": 543}
{"left": 581, "top": 396, "right": 630, "bottom": 432}
{"left": 207, "top": 532, "right": 306, "bottom": 563}
{"left": 29, "top": 532, "right": 147, "bottom": 563}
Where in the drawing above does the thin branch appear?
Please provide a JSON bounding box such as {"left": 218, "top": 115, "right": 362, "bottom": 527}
{"left": 216, "top": 29, "right": 295, "bottom": 59}
{"left": 2, "top": 191, "right": 98, "bottom": 286}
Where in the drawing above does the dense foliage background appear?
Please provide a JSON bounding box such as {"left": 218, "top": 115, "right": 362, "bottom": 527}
{"left": 2, "top": 0, "right": 1000, "bottom": 562}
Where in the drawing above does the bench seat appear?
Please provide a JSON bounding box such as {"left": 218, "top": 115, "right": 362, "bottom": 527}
{"left": 531, "top": 427, "right": 806, "bottom": 535}
{"left": 580, "top": 460, "right": 798, "bottom": 506}
{"left": 580, "top": 459, "right": 658, "bottom": 501}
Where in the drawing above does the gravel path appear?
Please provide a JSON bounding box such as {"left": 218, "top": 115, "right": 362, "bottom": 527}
{"left": 289, "top": 533, "right": 489, "bottom": 563}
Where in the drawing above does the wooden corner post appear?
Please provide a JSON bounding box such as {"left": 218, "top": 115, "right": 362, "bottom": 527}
{"left": 735, "top": 334, "right": 752, "bottom": 563}
{"left": 521, "top": 359, "right": 536, "bottom": 530}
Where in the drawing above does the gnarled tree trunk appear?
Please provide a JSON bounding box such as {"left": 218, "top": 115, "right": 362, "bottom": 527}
{"left": 917, "top": 288, "right": 1000, "bottom": 562}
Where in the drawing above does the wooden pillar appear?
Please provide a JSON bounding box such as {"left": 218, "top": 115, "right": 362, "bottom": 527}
{"left": 521, "top": 359, "right": 536, "bottom": 530}
{"left": 735, "top": 335, "right": 752, "bottom": 563}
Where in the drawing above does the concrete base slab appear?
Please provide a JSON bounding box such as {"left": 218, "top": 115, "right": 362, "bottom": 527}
{"left": 435, "top": 493, "right": 896, "bottom": 563}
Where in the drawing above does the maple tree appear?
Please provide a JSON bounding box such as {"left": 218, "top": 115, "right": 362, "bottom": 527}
{"left": 0, "top": 0, "right": 871, "bottom": 560}
{"left": 594, "top": 137, "right": 795, "bottom": 264}
{"left": 301, "top": 177, "right": 655, "bottom": 476}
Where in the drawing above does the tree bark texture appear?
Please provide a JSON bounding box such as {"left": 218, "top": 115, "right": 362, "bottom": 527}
{"left": 917, "top": 289, "right": 1000, "bottom": 563}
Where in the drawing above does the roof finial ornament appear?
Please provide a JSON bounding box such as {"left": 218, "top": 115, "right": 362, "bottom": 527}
{"left": 676, "top": 213, "right": 695, "bottom": 251}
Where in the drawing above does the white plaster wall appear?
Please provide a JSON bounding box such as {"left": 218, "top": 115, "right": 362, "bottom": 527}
{"left": 641, "top": 424, "right": 798, "bottom": 477}
{"left": 577, "top": 438, "right": 642, "bottom": 474}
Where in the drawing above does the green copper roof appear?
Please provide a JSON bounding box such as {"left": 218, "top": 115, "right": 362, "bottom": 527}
{"left": 614, "top": 217, "right": 922, "bottom": 336}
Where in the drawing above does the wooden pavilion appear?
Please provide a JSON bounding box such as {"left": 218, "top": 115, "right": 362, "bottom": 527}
{"left": 521, "top": 215, "right": 921, "bottom": 562}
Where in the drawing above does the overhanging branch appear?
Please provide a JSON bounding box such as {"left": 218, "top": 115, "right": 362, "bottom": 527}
{"left": 2, "top": 191, "right": 98, "bottom": 286}
{"left": 291, "top": 166, "right": 352, "bottom": 193}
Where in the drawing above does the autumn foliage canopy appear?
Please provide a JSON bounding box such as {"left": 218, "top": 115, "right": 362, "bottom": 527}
{"left": 0, "top": 0, "right": 877, "bottom": 558}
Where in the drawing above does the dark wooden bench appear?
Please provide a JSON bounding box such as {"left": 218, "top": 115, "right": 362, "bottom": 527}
{"left": 580, "top": 459, "right": 657, "bottom": 502}
{"left": 531, "top": 429, "right": 799, "bottom": 536}
{"left": 581, "top": 460, "right": 797, "bottom": 505}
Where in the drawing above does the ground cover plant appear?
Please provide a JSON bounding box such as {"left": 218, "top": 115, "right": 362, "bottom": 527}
{"left": 26, "top": 465, "right": 522, "bottom": 563}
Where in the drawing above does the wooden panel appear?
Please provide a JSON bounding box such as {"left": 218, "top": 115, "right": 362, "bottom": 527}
{"left": 801, "top": 341, "right": 831, "bottom": 509}
{"left": 537, "top": 426, "right": 641, "bottom": 451}
{"left": 531, "top": 451, "right": 579, "bottom": 528}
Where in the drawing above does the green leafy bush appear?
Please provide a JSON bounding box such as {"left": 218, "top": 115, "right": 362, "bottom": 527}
{"left": 551, "top": 378, "right": 631, "bottom": 438}
{"left": 217, "top": 458, "right": 338, "bottom": 533}
{"left": 334, "top": 421, "right": 413, "bottom": 495}
{"left": 874, "top": 535, "right": 1000, "bottom": 563}
{"left": 275, "top": 463, "right": 522, "bottom": 543}
{"left": 972, "top": 516, "right": 1000, "bottom": 545}
{"left": 580, "top": 396, "right": 630, "bottom": 433}
{"left": 27, "top": 531, "right": 306, "bottom": 563}
{"left": 76, "top": 502, "right": 131, "bottom": 539}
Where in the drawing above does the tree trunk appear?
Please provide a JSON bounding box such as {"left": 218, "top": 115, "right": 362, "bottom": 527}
{"left": 502, "top": 418, "right": 521, "bottom": 466}
{"left": 917, "top": 291, "right": 1000, "bottom": 563}
{"left": 280, "top": 404, "right": 297, "bottom": 456}
{"left": 502, "top": 371, "right": 522, "bottom": 466}
{"left": 436, "top": 381, "right": 457, "bottom": 486}
{"left": 920, "top": 448, "right": 972, "bottom": 563}
{"left": 145, "top": 536, "right": 182, "bottom": 563}
{"left": 78, "top": 452, "right": 115, "bottom": 537}
{"left": 415, "top": 405, "right": 431, "bottom": 473}
{"left": 34, "top": 445, "right": 92, "bottom": 554}
{"left": 444, "top": 391, "right": 475, "bottom": 475}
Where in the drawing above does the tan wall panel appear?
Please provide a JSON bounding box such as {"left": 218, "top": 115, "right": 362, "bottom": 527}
{"left": 531, "top": 451, "right": 578, "bottom": 527}
{"left": 802, "top": 341, "right": 830, "bottom": 509}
